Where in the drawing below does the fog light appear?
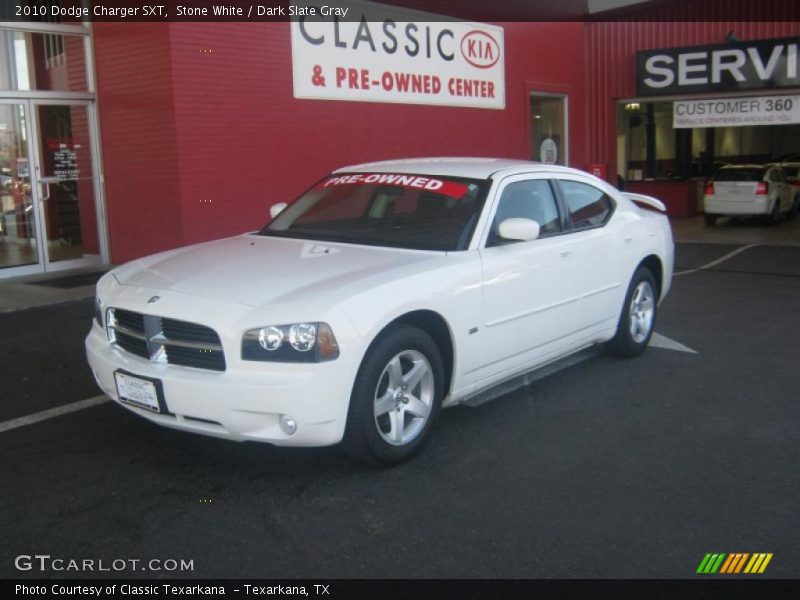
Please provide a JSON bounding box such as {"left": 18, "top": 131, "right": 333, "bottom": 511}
{"left": 279, "top": 414, "right": 297, "bottom": 435}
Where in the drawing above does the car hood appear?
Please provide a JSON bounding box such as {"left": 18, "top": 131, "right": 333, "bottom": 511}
{"left": 112, "top": 235, "right": 442, "bottom": 307}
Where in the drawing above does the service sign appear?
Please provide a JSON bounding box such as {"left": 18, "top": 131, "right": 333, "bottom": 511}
{"left": 673, "top": 95, "right": 800, "bottom": 129}
{"left": 638, "top": 36, "right": 800, "bottom": 96}
{"left": 290, "top": 1, "right": 505, "bottom": 109}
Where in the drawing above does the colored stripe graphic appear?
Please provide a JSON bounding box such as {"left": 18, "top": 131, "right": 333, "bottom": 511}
{"left": 720, "top": 553, "right": 750, "bottom": 573}
{"left": 719, "top": 554, "right": 735, "bottom": 573}
{"left": 733, "top": 553, "right": 750, "bottom": 573}
{"left": 697, "top": 554, "right": 713, "bottom": 573}
{"left": 699, "top": 552, "right": 773, "bottom": 574}
{"left": 697, "top": 553, "right": 726, "bottom": 574}
{"left": 744, "top": 553, "right": 773, "bottom": 574}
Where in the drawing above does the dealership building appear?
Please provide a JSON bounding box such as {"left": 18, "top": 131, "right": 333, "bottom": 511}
{"left": 0, "top": 0, "right": 798, "bottom": 278}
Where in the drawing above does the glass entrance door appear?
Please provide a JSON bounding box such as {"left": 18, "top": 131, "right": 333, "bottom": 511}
{"left": 0, "top": 99, "right": 102, "bottom": 277}
{"left": 32, "top": 101, "right": 101, "bottom": 271}
{"left": 0, "top": 101, "right": 38, "bottom": 273}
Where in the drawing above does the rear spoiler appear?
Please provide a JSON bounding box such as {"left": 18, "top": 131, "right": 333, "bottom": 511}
{"left": 622, "top": 192, "right": 667, "bottom": 213}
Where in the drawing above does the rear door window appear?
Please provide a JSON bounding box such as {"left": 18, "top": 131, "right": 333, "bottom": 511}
{"left": 557, "top": 180, "right": 614, "bottom": 230}
{"left": 770, "top": 169, "right": 786, "bottom": 183}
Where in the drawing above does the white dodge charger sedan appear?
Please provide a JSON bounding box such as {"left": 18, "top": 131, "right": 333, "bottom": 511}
{"left": 86, "top": 158, "right": 674, "bottom": 464}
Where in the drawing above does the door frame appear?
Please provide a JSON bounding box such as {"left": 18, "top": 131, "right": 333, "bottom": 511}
{"left": 0, "top": 96, "right": 108, "bottom": 279}
{"left": 527, "top": 88, "right": 570, "bottom": 166}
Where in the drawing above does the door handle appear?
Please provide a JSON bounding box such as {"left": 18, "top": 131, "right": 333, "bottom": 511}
{"left": 560, "top": 250, "right": 572, "bottom": 258}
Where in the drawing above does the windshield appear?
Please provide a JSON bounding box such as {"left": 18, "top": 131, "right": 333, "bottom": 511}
{"left": 260, "top": 173, "right": 489, "bottom": 251}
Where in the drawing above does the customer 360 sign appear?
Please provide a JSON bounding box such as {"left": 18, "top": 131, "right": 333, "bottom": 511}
{"left": 290, "top": 1, "right": 505, "bottom": 109}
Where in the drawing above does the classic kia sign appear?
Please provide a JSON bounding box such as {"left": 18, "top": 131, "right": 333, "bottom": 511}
{"left": 637, "top": 37, "right": 800, "bottom": 96}
{"left": 290, "top": 1, "right": 505, "bottom": 109}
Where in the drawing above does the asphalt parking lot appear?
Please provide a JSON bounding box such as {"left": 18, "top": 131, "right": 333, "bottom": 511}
{"left": 1, "top": 241, "right": 798, "bottom": 579}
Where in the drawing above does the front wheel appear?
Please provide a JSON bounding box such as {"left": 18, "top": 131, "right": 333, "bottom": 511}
{"left": 606, "top": 267, "right": 658, "bottom": 357}
{"left": 342, "top": 325, "right": 444, "bottom": 466}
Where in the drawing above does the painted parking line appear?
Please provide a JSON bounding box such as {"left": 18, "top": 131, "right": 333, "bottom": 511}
{"left": 649, "top": 332, "right": 697, "bottom": 354}
{"left": 674, "top": 243, "right": 759, "bottom": 277}
{"left": 0, "top": 395, "right": 109, "bottom": 434}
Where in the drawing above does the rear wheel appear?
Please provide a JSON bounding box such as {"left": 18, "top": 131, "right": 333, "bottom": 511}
{"left": 766, "top": 199, "right": 781, "bottom": 225}
{"left": 789, "top": 194, "right": 800, "bottom": 220}
{"left": 342, "top": 325, "right": 444, "bottom": 466}
{"left": 704, "top": 213, "right": 717, "bottom": 226}
{"left": 606, "top": 267, "right": 658, "bottom": 357}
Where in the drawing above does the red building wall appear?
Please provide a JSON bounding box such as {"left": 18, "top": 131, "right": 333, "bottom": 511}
{"left": 94, "top": 21, "right": 586, "bottom": 262}
{"left": 93, "top": 23, "right": 186, "bottom": 264}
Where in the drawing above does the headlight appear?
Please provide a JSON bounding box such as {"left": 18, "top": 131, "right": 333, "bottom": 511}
{"left": 94, "top": 295, "right": 103, "bottom": 327}
{"left": 242, "top": 322, "right": 339, "bottom": 362}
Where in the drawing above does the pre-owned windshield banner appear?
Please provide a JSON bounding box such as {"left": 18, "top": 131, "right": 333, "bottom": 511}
{"left": 290, "top": 0, "right": 505, "bottom": 109}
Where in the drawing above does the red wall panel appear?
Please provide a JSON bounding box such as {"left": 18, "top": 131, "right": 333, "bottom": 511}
{"left": 95, "top": 21, "right": 586, "bottom": 260}
{"left": 93, "top": 23, "right": 185, "bottom": 263}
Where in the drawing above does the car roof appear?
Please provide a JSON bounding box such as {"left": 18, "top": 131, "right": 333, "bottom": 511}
{"left": 334, "top": 157, "right": 591, "bottom": 179}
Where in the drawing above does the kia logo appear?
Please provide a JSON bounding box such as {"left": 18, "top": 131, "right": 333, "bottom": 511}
{"left": 460, "top": 30, "right": 500, "bottom": 69}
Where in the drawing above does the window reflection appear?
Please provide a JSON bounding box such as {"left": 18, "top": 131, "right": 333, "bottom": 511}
{"left": 0, "top": 30, "right": 87, "bottom": 92}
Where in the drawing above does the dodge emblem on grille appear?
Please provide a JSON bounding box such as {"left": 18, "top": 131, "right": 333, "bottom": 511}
{"left": 147, "top": 296, "right": 160, "bottom": 304}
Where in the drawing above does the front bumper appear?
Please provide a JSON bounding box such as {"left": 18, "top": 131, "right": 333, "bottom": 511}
{"left": 86, "top": 321, "right": 358, "bottom": 447}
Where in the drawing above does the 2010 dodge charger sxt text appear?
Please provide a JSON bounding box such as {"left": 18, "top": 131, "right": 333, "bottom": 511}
{"left": 86, "top": 158, "right": 674, "bottom": 464}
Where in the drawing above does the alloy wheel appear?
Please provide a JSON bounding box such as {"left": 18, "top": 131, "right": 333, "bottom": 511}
{"left": 373, "top": 350, "right": 434, "bottom": 446}
{"left": 628, "top": 281, "right": 655, "bottom": 344}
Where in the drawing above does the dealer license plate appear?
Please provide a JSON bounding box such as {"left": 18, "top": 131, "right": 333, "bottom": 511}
{"left": 114, "top": 371, "right": 161, "bottom": 413}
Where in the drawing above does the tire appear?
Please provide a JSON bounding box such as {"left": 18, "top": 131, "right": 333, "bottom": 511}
{"left": 765, "top": 199, "right": 781, "bottom": 225}
{"left": 341, "top": 325, "right": 444, "bottom": 466}
{"left": 789, "top": 195, "right": 800, "bottom": 220}
{"left": 704, "top": 213, "right": 717, "bottom": 226}
{"left": 606, "top": 267, "right": 658, "bottom": 357}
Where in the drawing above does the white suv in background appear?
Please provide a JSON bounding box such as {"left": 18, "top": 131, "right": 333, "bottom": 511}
{"left": 703, "top": 164, "right": 795, "bottom": 225}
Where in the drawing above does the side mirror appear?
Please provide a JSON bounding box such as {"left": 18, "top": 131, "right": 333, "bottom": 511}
{"left": 270, "top": 202, "right": 288, "bottom": 219}
{"left": 498, "top": 218, "right": 540, "bottom": 242}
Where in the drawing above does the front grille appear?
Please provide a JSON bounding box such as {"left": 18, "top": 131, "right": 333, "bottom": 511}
{"left": 114, "top": 330, "right": 149, "bottom": 359}
{"left": 107, "top": 309, "right": 226, "bottom": 372}
{"left": 162, "top": 318, "right": 221, "bottom": 344}
{"left": 114, "top": 308, "right": 145, "bottom": 332}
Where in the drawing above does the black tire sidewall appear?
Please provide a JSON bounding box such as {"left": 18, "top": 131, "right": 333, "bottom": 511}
{"left": 790, "top": 195, "right": 800, "bottom": 219}
{"left": 343, "top": 325, "right": 444, "bottom": 465}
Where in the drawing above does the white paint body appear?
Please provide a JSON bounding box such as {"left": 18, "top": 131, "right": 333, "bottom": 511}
{"left": 86, "top": 158, "right": 674, "bottom": 447}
